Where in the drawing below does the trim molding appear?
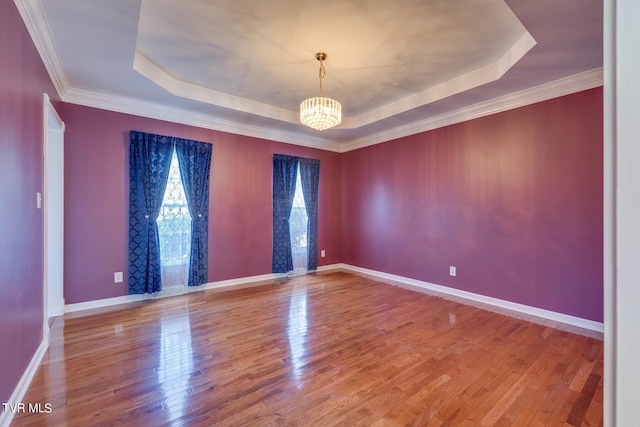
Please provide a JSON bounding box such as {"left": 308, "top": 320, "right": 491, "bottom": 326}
{"left": 347, "top": 30, "right": 537, "bottom": 129}
{"left": 204, "top": 273, "right": 282, "bottom": 291}
{"left": 63, "top": 263, "right": 602, "bottom": 334}
{"left": 65, "top": 294, "right": 145, "bottom": 313}
{"left": 13, "top": 0, "right": 68, "bottom": 97}
{"left": 316, "top": 264, "right": 347, "bottom": 273}
{"left": 339, "top": 68, "right": 604, "bottom": 152}
{"left": 0, "top": 331, "right": 49, "bottom": 427}
{"left": 62, "top": 87, "right": 343, "bottom": 153}
{"left": 133, "top": 51, "right": 301, "bottom": 126}
{"left": 15, "top": 0, "right": 603, "bottom": 152}
{"left": 339, "top": 264, "right": 604, "bottom": 334}
{"left": 60, "top": 70, "right": 603, "bottom": 154}
{"left": 14, "top": 0, "right": 602, "bottom": 153}
{"left": 64, "top": 272, "right": 287, "bottom": 314}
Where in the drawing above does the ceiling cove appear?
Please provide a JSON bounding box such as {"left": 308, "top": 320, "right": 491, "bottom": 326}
{"left": 14, "top": 0, "right": 603, "bottom": 152}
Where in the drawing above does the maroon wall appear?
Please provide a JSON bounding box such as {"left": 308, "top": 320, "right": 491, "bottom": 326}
{"left": 0, "top": 1, "right": 60, "bottom": 406}
{"left": 61, "top": 104, "right": 342, "bottom": 304}
{"left": 342, "top": 88, "right": 603, "bottom": 322}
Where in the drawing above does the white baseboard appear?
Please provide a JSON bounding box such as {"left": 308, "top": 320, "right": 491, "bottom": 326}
{"left": 63, "top": 268, "right": 349, "bottom": 314}
{"left": 65, "top": 294, "right": 145, "bottom": 313}
{"left": 63, "top": 263, "right": 603, "bottom": 335}
{"left": 204, "top": 272, "right": 280, "bottom": 290}
{"left": 64, "top": 272, "right": 291, "bottom": 314}
{"left": 316, "top": 263, "right": 349, "bottom": 273}
{"left": 0, "top": 331, "right": 49, "bottom": 427}
{"left": 339, "top": 264, "right": 604, "bottom": 334}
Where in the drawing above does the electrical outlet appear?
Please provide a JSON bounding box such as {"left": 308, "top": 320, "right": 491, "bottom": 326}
{"left": 449, "top": 266, "right": 456, "bottom": 277}
{"left": 114, "top": 272, "right": 123, "bottom": 283}
{"left": 321, "top": 250, "right": 326, "bottom": 258}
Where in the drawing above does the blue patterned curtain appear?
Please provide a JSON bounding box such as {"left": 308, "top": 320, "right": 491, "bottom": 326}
{"left": 128, "top": 131, "right": 174, "bottom": 294}
{"left": 175, "top": 138, "right": 212, "bottom": 287}
{"left": 272, "top": 154, "right": 299, "bottom": 273}
{"left": 299, "top": 158, "right": 320, "bottom": 271}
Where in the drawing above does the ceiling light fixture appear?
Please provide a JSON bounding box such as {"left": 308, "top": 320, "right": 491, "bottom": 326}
{"left": 300, "top": 52, "right": 342, "bottom": 131}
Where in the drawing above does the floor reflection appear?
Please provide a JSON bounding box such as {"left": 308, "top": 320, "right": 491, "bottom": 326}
{"left": 287, "top": 285, "right": 309, "bottom": 389}
{"left": 47, "top": 317, "right": 67, "bottom": 415}
{"left": 158, "top": 305, "right": 194, "bottom": 422}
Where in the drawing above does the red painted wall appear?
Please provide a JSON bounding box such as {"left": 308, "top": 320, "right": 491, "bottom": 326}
{"left": 60, "top": 104, "right": 342, "bottom": 304}
{"left": 342, "top": 88, "right": 603, "bottom": 322}
{"left": 0, "top": 1, "right": 60, "bottom": 405}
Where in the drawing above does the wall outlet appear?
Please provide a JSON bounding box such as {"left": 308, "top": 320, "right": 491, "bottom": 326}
{"left": 449, "top": 266, "right": 457, "bottom": 277}
{"left": 114, "top": 272, "right": 123, "bottom": 283}
{"left": 321, "top": 250, "right": 326, "bottom": 258}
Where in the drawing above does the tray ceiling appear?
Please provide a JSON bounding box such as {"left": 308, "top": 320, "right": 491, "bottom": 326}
{"left": 16, "top": 0, "right": 603, "bottom": 152}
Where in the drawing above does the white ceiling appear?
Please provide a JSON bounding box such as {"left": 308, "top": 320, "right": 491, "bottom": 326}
{"left": 16, "top": 0, "right": 603, "bottom": 152}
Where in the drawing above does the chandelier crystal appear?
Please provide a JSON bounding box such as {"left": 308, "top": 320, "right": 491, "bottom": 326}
{"left": 300, "top": 52, "right": 342, "bottom": 131}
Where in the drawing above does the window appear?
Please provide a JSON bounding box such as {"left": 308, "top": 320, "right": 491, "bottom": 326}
{"left": 128, "top": 131, "right": 212, "bottom": 294}
{"left": 157, "top": 149, "right": 191, "bottom": 292}
{"left": 289, "top": 164, "right": 309, "bottom": 272}
{"left": 272, "top": 154, "right": 320, "bottom": 274}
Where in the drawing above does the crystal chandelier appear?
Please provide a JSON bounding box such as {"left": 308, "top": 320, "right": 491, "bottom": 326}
{"left": 300, "top": 52, "right": 342, "bottom": 131}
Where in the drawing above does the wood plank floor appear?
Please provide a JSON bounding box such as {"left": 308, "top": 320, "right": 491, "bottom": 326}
{"left": 13, "top": 272, "right": 603, "bottom": 426}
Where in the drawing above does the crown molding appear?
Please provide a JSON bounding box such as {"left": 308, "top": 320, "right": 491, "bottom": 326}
{"left": 338, "top": 68, "right": 603, "bottom": 153}
{"left": 133, "top": 51, "right": 300, "bottom": 125}
{"left": 13, "top": 0, "right": 68, "bottom": 97}
{"left": 63, "top": 87, "right": 343, "bottom": 152}
{"left": 62, "top": 68, "right": 602, "bottom": 154}
{"left": 15, "top": 0, "right": 602, "bottom": 154}
{"left": 349, "top": 30, "right": 537, "bottom": 129}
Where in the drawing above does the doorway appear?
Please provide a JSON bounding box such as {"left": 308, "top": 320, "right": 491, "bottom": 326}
{"left": 43, "top": 94, "right": 65, "bottom": 319}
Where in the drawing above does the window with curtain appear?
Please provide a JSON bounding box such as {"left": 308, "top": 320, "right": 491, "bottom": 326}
{"left": 272, "top": 154, "right": 320, "bottom": 274}
{"left": 157, "top": 149, "right": 191, "bottom": 293}
{"left": 290, "top": 164, "right": 308, "bottom": 273}
{"left": 128, "top": 131, "right": 212, "bottom": 295}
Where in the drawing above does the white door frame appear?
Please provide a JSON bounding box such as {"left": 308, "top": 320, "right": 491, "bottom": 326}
{"left": 43, "top": 93, "right": 65, "bottom": 328}
{"left": 604, "top": 0, "right": 640, "bottom": 424}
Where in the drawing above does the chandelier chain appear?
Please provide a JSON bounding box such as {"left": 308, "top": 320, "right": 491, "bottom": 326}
{"left": 318, "top": 60, "right": 325, "bottom": 96}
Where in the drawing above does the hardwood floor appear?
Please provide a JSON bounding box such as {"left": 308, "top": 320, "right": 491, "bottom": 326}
{"left": 13, "top": 272, "right": 603, "bottom": 426}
